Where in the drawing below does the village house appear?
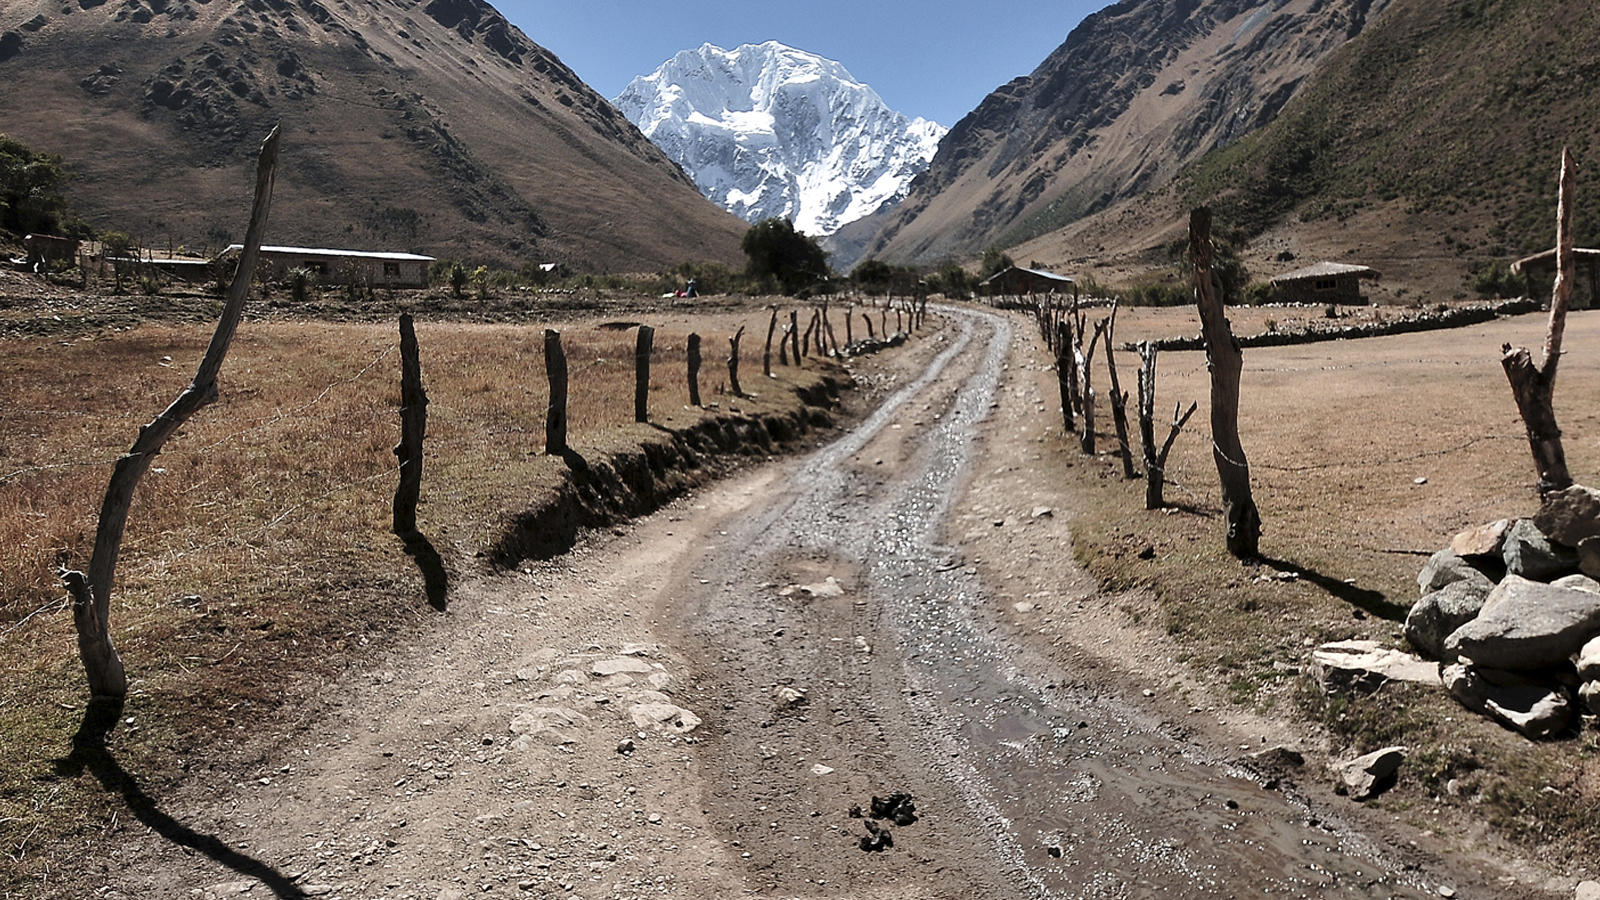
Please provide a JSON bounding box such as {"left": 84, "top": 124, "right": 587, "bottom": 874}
{"left": 980, "top": 265, "right": 1075, "bottom": 298}
{"left": 1269, "top": 261, "right": 1380, "bottom": 305}
{"left": 218, "top": 244, "right": 435, "bottom": 288}
{"left": 1511, "top": 246, "right": 1600, "bottom": 308}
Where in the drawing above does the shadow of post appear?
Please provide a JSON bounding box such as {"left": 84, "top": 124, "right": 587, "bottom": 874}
{"left": 398, "top": 530, "right": 449, "bottom": 611}
{"left": 55, "top": 697, "right": 309, "bottom": 898}
{"left": 1259, "top": 556, "right": 1410, "bottom": 621}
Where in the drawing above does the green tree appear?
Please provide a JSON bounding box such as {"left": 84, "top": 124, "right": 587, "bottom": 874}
{"left": 742, "top": 218, "right": 828, "bottom": 295}
{"left": 851, "top": 258, "right": 892, "bottom": 294}
{"left": 0, "top": 134, "right": 79, "bottom": 236}
{"left": 979, "top": 246, "right": 1014, "bottom": 280}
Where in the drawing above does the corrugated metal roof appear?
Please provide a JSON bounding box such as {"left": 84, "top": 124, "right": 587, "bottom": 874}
{"left": 1271, "top": 261, "right": 1379, "bottom": 283}
{"left": 980, "top": 265, "right": 1074, "bottom": 286}
{"left": 222, "top": 244, "right": 436, "bottom": 262}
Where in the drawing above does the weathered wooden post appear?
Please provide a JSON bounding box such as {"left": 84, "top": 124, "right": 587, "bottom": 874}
{"left": 1503, "top": 148, "right": 1577, "bottom": 496}
{"left": 393, "top": 313, "right": 428, "bottom": 535}
{"left": 635, "top": 325, "right": 654, "bottom": 423}
{"left": 1191, "top": 205, "right": 1260, "bottom": 557}
{"left": 59, "top": 126, "right": 280, "bottom": 706}
{"left": 687, "top": 332, "right": 703, "bottom": 407}
{"left": 822, "top": 304, "right": 839, "bottom": 355}
{"left": 544, "top": 329, "right": 568, "bottom": 455}
{"left": 863, "top": 311, "right": 876, "bottom": 340}
{"left": 1138, "top": 341, "right": 1197, "bottom": 510}
{"left": 779, "top": 323, "right": 792, "bottom": 365}
{"left": 789, "top": 309, "right": 801, "bottom": 366}
{"left": 801, "top": 312, "right": 816, "bottom": 359}
{"left": 1078, "top": 318, "right": 1107, "bottom": 455}
{"left": 845, "top": 304, "right": 855, "bottom": 345}
{"left": 728, "top": 325, "right": 745, "bottom": 397}
{"left": 763, "top": 306, "right": 778, "bottom": 377}
{"left": 1103, "top": 304, "right": 1136, "bottom": 479}
{"left": 1055, "top": 320, "right": 1075, "bottom": 433}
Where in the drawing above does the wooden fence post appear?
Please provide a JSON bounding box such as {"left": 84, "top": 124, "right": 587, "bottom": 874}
{"left": 1138, "top": 341, "right": 1197, "bottom": 510}
{"left": 635, "top": 325, "right": 654, "bottom": 423}
{"left": 728, "top": 325, "right": 745, "bottom": 397}
{"left": 687, "top": 332, "right": 702, "bottom": 407}
{"left": 1055, "top": 320, "right": 1075, "bottom": 434}
{"left": 763, "top": 307, "right": 778, "bottom": 377}
{"left": 1503, "top": 148, "right": 1576, "bottom": 496}
{"left": 393, "top": 313, "right": 428, "bottom": 535}
{"left": 789, "top": 310, "right": 801, "bottom": 366}
{"left": 1103, "top": 304, "right": 1137, "bottom": 479}
{"left": 1192, "top": 205, "right": 1260, "bottom": 557}
{"left": 59, "top": 126, "right": 281, "bottom": 705}
{"left": 845, "top": 304, "right": 855, "bottom": 345}
{"left": 544, "top": 329, "right": 568, "bottom": 455}
{"left": 863, "top": 311, "right": 876, "bottom": 340}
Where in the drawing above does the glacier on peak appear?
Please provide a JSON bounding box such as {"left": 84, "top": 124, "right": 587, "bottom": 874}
{"left": 614, "top": 41, "right": 946, "bottom": 238}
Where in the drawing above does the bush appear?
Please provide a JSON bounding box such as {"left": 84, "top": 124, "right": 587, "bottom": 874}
{"left": 742, "top": 218, "right": 829, "bottom": 295}
{"left": 0, "top": 133, "right": 81, "bottom": 237}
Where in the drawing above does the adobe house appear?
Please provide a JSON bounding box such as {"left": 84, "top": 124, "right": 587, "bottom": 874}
{"left": 981, "top": 265, "right": 1075, "bottom": 297}
{"left": 1511, "top": 247, "right": 1600, "bottom": 308}
{"left": 218, "top": 244, "right": 435, "bottom": 288}
{"left": 1269, "top": 261, "right": 1379, "bottom": 305}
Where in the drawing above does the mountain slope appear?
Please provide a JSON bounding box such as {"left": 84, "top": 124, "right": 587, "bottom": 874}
{"left": 1181, "top": 0, "right": 1600, "bottom": 255}
{"left": 614, "top": 42, "right": 945, "bottom": 239}
{"left": 0, "top": 0, "right": 748, "bottom": 270}
{"left": 866, "top": 0, "right": 1392, "bottom": 266}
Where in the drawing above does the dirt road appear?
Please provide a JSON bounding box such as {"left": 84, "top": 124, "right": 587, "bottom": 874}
{"left": 88, "top": 307, "right": 1558, "bottom": 900}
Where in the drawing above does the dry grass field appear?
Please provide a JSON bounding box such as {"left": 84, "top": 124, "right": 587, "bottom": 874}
{"left": 0, "top": 303, "right": 849, "bottom": 893}
{"left": 1038, "top": 303, "right": 1600, "bottom": 857}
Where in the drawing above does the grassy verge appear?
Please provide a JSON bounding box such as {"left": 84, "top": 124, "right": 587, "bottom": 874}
{"left": 1043, "top": 305, "right": 1600, "bottom": 860}
{"left": 0, "top": 298, "right": 869, "bottom": 895}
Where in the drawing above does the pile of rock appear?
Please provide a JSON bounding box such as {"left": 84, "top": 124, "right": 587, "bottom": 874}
{"left": 1407, "top": 485, "right": 1600, "bottom": 738}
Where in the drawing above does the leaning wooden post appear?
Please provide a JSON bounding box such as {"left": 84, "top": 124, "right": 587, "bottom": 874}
{"left": 863, "top": 311, "right": 876, "bottom": 340}
{"left": 1103, "top": 303, "right": 1137, "bottom": 479}
{"left": 544, "top": 329, "right": 568, "bottom": 455}
{"left": 763, "top": 306, "right": 778, "bottom": 377}
{"left": 687, "top": 332, "right": 703, "bottom": 407}
{"left": 789, "top": 310, "right": 801, "bottom": 366}
{"left": 1055, "top": 321, "right": 1076, "bottom": 433}
{"left": 779, "top": 323, "right": 792, "bottom": 366}
{"left": 801, "top": 312, "right": 816, "bottom": 359}
{"left": 728, "top": 325, "right": 746, "bottom": 397}
{"left": 634, "top": 325, "right": 655, "bottom": 423}
{"left": 392, "top": 314, "right": 428, "bottom": 535}
{"left": 1079, "top": 318, "right": 1107, "bottom": 455}
{"left": 59, "top": 126, "right": 280, "bottom": 704}
{"left": 1191, "top": 205, "right": 1260, "bottom": 557}
{"left": 1502, "top": 148, "right": 1576, "bottom": 496}
{"left": 822, "top": 304, "right": 839, "bottom": 355}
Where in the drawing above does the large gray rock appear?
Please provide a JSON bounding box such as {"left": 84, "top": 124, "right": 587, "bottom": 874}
{"left": 1501, "top": 518, "right": 1578, "bottom": 581}
{"left": 1444, "top": 574, "right": 1600, "bottom": 670}
{"left": 1443, "top": 663, "right": 1573, "bottom": 739}
{"left": 1449, "top": 518, "right": 1511, "bottom": 558}
{"left": 1579, "top": 536, "right": 1600, "bottom": 582}
{"left": 1332, "top": 746, "right": 1406, "bottom": 801}
{"left": 1553, "top": 573, "right": 1600, "bottom": 594}
{"left": 1405, "top": 580, "right": 1494, "bottom": 659}
{"left": 1579, "top": 635, "right": 1600, "bottom": 682}
{"left": 1416, "top": 549, "right": 1496, "bottom": 596}
{"left": 1312, "top": 640, "right": 1441, "bottom": 691}
{"left": 1533, "top": 484, "right": 1600, "bottom": 547}
{"left": 1581, "top": 681, "right": 1600, "bottom": 716}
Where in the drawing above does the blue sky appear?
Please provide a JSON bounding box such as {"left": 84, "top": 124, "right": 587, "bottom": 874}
{"left": 497, "top": 0, "right": 1105, "bottom": 128}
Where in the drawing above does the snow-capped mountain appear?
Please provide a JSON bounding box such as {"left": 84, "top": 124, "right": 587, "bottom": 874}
{"left": 614, "top": 41, "right": 946, "bottom": 237}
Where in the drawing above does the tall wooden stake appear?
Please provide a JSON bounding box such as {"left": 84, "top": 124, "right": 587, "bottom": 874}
{"left": 60, "top": 126, "right": 281, "bottom": 701}
{"left": 544, "top": 329, "right": 568, "bottom": 455}
{"left": 1503, "top": 148, "right": 1577, "bottom": 495}
{"left": 727, "top": 325, "right": 745, "bottom": 397}
{"left": 392, "top": 313, "right": 428, "bottom": 536}
{"left": 1191, "top": 206, "right": 1260, "bottom": 558}
{"left": 687, "top": 332, "right": 703, "bottom": 407}
{"left": 635, "top": 325, "right": 655, "bottom": 423}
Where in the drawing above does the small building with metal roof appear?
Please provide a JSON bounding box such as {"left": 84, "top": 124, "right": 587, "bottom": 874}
{"left": 980, "top": 265, "right": 1075, "bottom": 297}
{"left": 218, "top": 244, "right": 435, "bottom": 288}
{"left": 1511, "top": 247, "right": 1600, "bottom": 308}
{"left": 1269, "top": 261, "right": 1379, "bottom": 305}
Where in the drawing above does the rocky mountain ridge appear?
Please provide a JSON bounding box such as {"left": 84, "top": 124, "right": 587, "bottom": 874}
{"left": 866, "top": 0, "right": 1392, "bottom": 267}
{"left": 614, "top": 41, "right": 945, "bottom": 239}
{"left": 0, "top": 0, "right": 747, "bottom": 270}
